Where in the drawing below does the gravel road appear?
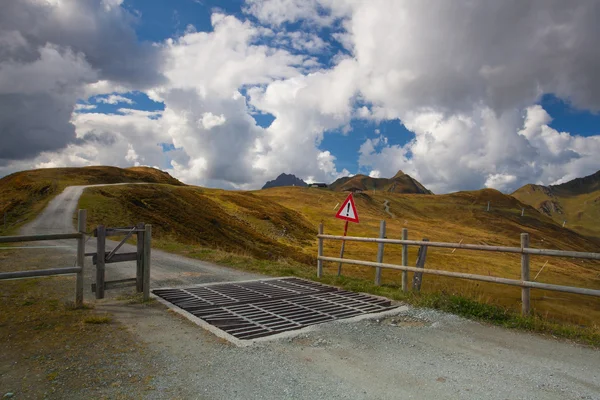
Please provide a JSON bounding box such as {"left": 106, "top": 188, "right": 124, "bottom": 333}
{"left": 19, "top": 184, "right": 600, "bottom": 399}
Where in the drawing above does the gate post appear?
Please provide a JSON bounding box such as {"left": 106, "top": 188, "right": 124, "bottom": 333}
{"left": 143, "top": 225, "right": 152, "bottom": 301}
{"left": 75, "top": 209, "right": 86, "bottom": 307}
{"left": 96, "top": 225, "right": 106, "bottom": 299}
{"left": 136, "top": 223, "right": 145, "bottom": 292}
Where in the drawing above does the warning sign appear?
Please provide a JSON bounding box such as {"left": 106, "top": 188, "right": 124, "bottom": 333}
{"left": 335, "top": 194, "right": 359, "bottom": 223}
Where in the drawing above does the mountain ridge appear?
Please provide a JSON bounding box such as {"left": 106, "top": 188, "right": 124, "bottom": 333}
{"left": 262, "top": 173, "right": 307, "bottom": 189}
{"left": 329, "top": 170, "right": 433, "bottom": 194}
{"left": 512, "top": 169, "right": 600, "bottom": 238}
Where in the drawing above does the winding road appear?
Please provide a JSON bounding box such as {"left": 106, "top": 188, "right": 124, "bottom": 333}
{"left": 18, "top": 184, "right": 600, "bottom": 400}
{"left": 21, "top": 184, "right": 261, "bottom": 287}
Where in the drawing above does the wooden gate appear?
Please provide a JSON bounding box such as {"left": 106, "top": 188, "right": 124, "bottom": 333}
{"left": 89, "top": 223, "right": 152, "bottom": 300}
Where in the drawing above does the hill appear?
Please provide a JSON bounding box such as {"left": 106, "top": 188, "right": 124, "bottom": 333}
{"left": 329, "top": 170, "right": 433, "bottom": 194}
{"left": 262, "top": 173, "right": 307, "bottom": 189}
{"left": 76, "top": 182, "right": 599, "bottom": 327}
{"left": 0, "top": 166, "right": 184, "bottom": 233}
{"left": 512, "top": 170, "right": 600, "bottom": 238}
{"left": 2, "top": 166, "right": 598, "bottom": 328}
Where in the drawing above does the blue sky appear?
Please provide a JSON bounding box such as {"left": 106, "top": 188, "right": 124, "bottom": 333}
{"left": 3, "top": 0, "right": 599, "bottom": 192}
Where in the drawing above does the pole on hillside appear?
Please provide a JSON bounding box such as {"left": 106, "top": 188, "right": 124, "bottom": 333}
{"left": 521, "top": 233, "right": 531, "bottom": 316}
{"left": 375, "top": 220, "right": 386, "bottom": 285}
{"left": 75, "top": 209, "right": 86, "bottom": 308}
{"left": 401, "top": 228, "right": 408, "bottom": 292}
{"left": 337, "top": 220, "right": 349, "bottom": 276}
{"left": 487, "top": 201, "right": 490, "bottom": 212}
{"left": 521, "top": 208, "right": 525, "bottom": 217}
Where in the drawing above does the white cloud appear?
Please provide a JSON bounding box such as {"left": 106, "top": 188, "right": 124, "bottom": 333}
{"left": 75, "top": 103, "right": 97, "bottom": 111}
{"left": 200, "top": 112, "right": 226, "bottom": 130}
{"left": 3, "top": 0, "right": 600, "bottom": 193}
{"left": 96, "top": 94, "right": 134, "bottom": 105}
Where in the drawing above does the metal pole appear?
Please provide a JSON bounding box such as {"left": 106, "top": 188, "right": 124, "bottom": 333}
{"left": 136, "top": 223, "right": 145, "bottom": 292}
{"left": 401, "top": 228, "right": 408, "bottom": 292}
{"left": 337, "top": 220, "right": 349, "bottom": 276}
{"left": 317, "top": 223, "right": 324, "bottom": 278}
{"left": 96, "top": 225, "right": 106, "bottom": 299}
{"left": 521, "top": 233, "right": 530, "bottom": 316}
{"left": 521, "top": 208, "right": 525, "bottom": 217}
{"left": 76, "top": 209, "right": 86, "bottom": 307}
{"left": 143, "top": 224, "right": 152, "bottom": 301}
{"left": 375, "top": 220, "right": 386, "bottom": 285}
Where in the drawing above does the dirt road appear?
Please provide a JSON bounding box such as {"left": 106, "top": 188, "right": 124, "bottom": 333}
{"left": 15, "top": 184, "right": 600, "bottom": 399}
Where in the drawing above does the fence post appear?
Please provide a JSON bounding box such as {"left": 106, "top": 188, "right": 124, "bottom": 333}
{"left": 143, "top": 224, "right": 152, "bottom": 301}
{"left": 521, "top": 233, "right": 531, "bottom": 316}
{"left": 412, "top": 238, "right": 429, "bottom": 292}
{"left": 75, "top": 209, "right": 86, "bottom": 307}
{"left": 401, "top": 228, "right": 408, "bottom": 292}
{"left": 96, "top": 225, "right": 106, "bottom": 299}
{"left": 375, "top": 220, "right": 386, "bottom": 285}
{"left": 136, "top": 222, "right": 145, "bottom": 292}
{"left": 317, "top": 223, "right": 324, "bottom": 278}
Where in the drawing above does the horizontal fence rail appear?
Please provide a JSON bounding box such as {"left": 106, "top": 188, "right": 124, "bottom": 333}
{"left": 318, "top": 256, "right": 600, "bottom": 298}
{"left": 316, "top": 223, "right": 600, "bottom": 316}
{"left": 0, "top": 267, "right": 82, "bottom": 280}
{"left": 318, "top": 234, "right": 600, "bottom": 260}
{"left": 0, "top": 232, "right": 83, "bottom": 244}
{"left": 0, "top": 210, "right": 87, "bottom": 307}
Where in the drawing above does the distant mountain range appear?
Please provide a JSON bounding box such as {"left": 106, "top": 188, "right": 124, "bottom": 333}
{"left": 262, "top": 173, "right": 307, "bottom": 189}
{"left": 512, "top": 170, "right": 600, "bottom": 238}
{"left": 329, "top": 170, "right": 433, "bottom": 194}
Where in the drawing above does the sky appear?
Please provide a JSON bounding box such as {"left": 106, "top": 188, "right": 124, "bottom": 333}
{"left": 1, "top": 0, "right": 600, "bottom": 193}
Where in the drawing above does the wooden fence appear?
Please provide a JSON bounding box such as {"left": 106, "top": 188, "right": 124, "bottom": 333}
{"left": 0, "top": 210, "right": 87, "bottom": 307}
{"left": 316, "top": 222, "right": 600, "bottom": 316}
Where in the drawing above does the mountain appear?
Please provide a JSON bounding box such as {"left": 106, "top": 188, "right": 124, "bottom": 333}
{"left": 329, "top": 170, "right": 433, "bottom": 194}
{"left": 512, "top": 170, "right": 600, "bottom": 238}
{"left": 262, "top": 173, "right": 307, "bottom": 189}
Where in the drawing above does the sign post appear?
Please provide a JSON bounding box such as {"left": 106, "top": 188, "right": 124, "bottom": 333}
{"left": 335, "top": 193, "right": 359, "bottom": 276}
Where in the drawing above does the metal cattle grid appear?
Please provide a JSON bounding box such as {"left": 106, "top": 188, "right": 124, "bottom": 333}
{"left": 152, "top": 277, "right": 396, "bottom": 340}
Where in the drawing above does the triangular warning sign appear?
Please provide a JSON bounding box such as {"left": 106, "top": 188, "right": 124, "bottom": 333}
{"left": 335, "top": 194, "right": 359, "bottom": 223}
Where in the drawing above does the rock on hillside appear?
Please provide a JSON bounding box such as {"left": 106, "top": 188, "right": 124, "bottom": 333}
{"left": 262, "top": 173, "right": 307, "bottom": 189}
{"left": 329, "top": 170, "right": 433, "bottom": 194}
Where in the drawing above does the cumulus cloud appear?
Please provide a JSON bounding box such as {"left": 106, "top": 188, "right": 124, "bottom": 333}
{"left": 2, "top": 0, "right": 600, "bottom": 193}
{"left": 253, "top": 0, "right": 600, "bottom": 192}
{"left": 0, "top": 0, "right": 163, "bottom": 165}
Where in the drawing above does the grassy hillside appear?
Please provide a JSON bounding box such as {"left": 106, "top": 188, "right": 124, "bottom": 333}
{"left": 512, "top": 170, "right": 600, "bottom": 239}
{"left": 78, "top": 183, "right": 600, "bottom": 328}
{"left": 0, "top": 166, "right": 183, "bottom": 234}
{"left": 329, "top": 170, "right": 433, "bottom": 194}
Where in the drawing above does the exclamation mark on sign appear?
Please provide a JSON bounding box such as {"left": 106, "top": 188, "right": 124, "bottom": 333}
{"left": 346, "top": 203, "right": 350, "bottom": 216}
